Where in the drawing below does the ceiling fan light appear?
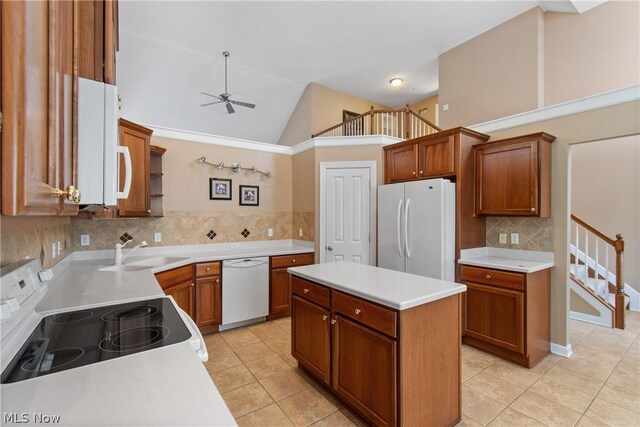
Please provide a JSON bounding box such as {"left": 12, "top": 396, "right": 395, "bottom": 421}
{"left": 389, "top": 77, "right": 404, "bottom": 87}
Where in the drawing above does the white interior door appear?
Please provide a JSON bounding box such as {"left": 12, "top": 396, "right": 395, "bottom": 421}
{"left": 324, "top": 167, "right": 371, "bottom": 264}
{"left": 377, "top": 183, "right": 406, "bottom": 272}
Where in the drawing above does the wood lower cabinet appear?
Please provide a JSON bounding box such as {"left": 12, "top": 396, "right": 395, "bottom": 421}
{"left": 333, "top": 315, "right": 397, "bottom": 426}
{"left": 291, "top": 296, "right": 331, "bottom": 384}
{"left": 474, "top": 133, "right": 555, "bottom": 217}
{"left": 461, "top": 265, "right": 550, "bottom": 368}
{"left": 156, "top": 265, "right": 195, "bottom": 319}
{"left": 269, "top": 253, "right": 314, "bottom": 319}
{"left": 291, "top": 275, "right": 461, "bottom": 427}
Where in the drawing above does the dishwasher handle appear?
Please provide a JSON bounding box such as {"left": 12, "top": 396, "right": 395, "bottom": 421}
{"left": 223, "top": 258, "right": 268, "bottom": 268}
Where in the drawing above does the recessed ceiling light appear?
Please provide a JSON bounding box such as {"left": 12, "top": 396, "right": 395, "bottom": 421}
{"left": 389, "top": 77, "right": 404, "bottom": 87}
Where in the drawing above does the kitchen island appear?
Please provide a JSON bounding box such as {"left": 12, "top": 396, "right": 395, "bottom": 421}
{"left": 287, "top": 261, "right": 466, "bottom": 427}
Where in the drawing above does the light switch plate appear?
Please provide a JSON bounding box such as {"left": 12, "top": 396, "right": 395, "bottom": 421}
{"left": 52, "top": 243, "right": 57, "bottom": 259}
{"left": 511, "top": 233, "right": 519, "bottom": 244}
{"left": 499, "top": 233, "right": 507, "bottom": 244}
{"left": 267, "top": 228, "right": 273, "bottom": 237}
{"left": 154, "top": 232, "right": 162, "bottom": 243}
{"left": 298, "top": 228, "right": 303, "bottom": 237}
{"left": 80, "top": 235, "right": 90, "bottom": 246}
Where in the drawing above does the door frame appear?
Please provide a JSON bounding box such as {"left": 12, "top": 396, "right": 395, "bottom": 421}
{"left": 319, "top": 161, "right": 377, "bottom": 265}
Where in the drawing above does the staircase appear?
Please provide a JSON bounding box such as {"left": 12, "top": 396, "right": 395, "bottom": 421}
{"left": 569, "top": 214, "right": 630, "bottom": 329}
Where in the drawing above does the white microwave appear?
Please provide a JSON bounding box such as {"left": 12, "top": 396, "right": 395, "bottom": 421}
{"left": 77, "top": 78, "right": 132, "bottom": 206}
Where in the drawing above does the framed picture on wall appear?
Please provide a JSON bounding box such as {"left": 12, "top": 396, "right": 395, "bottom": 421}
{"left": 239, "top": 185, "right": 259, "bottom": 206}
{"left": 210, "top": 178, "right": 232, "bottom": 200}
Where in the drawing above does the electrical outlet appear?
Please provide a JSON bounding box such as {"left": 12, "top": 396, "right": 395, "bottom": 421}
{"left": 499, "top": 233, "right": 507, "bottom": 244}
{"left": 442, "top": 104, "right": 449, "bottom": 111}
{"left": 154, "top": 232, "right": 162, "bottom": 243}
{"left": 80, "top": 235, "right": 90, "bottom": 246}
{"left": 511, "top": 233, "right": 519, "bottom": 244}
{"left": 52, "top": 243, "right": 57, "bottom": 259}
{"left": 57, "top": 241, "right": 62, "bottom": 254}
{"left": 267, "top": 228, "right": 273, "bottom": 237}
{"left": 298, "top": 228, "right": 303, "bottom": 237}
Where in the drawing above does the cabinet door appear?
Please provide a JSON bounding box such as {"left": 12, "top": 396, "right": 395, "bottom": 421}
{"left": 463, "top": 282, "right": 525, "bottom": 354}
{"left": 117, "top": 120, "right": 151, "bottom": 217}
{"left": 1, "top": 1, "right": 78, "bottom": 216}
{"left": 270, "top": 268, "right": 291, "bottom": 314}
{"left": 417, "top": 135, "right": 455, "bottom": 178}
{"left": 195, "top": 276, "right": 222, "bottom": 327}
{"left": 292, "top": 296, "right": 331, "bottom": 385}
{"left": 385, "top": 144, "right": 418, "bottom": 183}
{"left": 333, "top": 315, "right": 397, "bottom": 427}
{"left": 165, "top": 281, "right": 195, "bottom": 320}
{"left": 475, "top": 140, "right": 539, "bottom": 216}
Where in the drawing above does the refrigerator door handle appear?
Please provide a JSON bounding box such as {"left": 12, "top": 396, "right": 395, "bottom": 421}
{"left": 405, "top": 198, "right": 411, "bottom": 258}
{"left": 396, "top": 199, "right": 403, "bottom": 257}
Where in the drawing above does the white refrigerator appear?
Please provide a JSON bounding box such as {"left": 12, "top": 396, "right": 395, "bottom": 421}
{"left": 378, "top": 178, "right": 455, "bottom": 281}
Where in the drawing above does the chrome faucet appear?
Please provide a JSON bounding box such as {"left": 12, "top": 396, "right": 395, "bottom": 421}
{"left": 114, "top": 240, "right": 148, "bottom": 266}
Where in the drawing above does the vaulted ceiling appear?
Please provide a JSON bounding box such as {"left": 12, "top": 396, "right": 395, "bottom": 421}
{"left": 117, "top": 1, "right": 604, "bottom": 144}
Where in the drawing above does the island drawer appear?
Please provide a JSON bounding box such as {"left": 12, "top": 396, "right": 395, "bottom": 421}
{"left": 272, "top": 253, "right": 314, "bottom": 269}
{"left": 332, "top": 290, "right": 397, "bottom": 338}
{"left": 291, "top": 275, "right": 330, "bottom": 308}
{"left": 195, "top": 262, "right": 220, "bottom": 277}
{"left": 460, "top": 265, "right": 524, "bottom": 291}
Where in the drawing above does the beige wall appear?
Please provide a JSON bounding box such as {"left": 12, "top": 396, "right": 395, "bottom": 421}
{"left": 571, "top": 135, "right": 640, "bottom": 292}
{"left": 155, "top": 137, "right": 292, "bottom": 213}
{"left": 486, "top": 100, "right": 640, "bottom": 348}
{"left": 439, "top": 7, "right": 544, "bottom": 128}
{"left": 544, "top": 1, "right": 640, "bottom": 106}
{"left": 410, "top": 95, "right": 439, "bottom": 126}
{"left": 278, "top": 83, "right": 388, "bottom": 146}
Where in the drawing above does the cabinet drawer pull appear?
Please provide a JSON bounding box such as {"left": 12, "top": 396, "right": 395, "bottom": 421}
{"left": 354, "top": 308, "right": 362, "bottom": 315}
{"left": 206, "top": 267, "right": 210, "bottom": 271}
{"left": 303, "top": 288, "right": 309, "bottom": 294}
{"left": 292, "top": 259, "right": 296, "bottom": 263}
{"left": 412, "top": 171, "right": 416, "bottom": 175}
{"left": 530, "top": 207, "right": 536, "bottom": 212}
{"left": 331, "top": 319, "right": 336, "bottom": 325}
{"left": 419, "top": 170, "right": 424, "bottom": 175}
{"left": 485, "top": 275, "right": 491, "bottom": 280}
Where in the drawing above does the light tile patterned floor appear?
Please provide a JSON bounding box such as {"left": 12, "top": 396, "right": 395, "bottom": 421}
{"left": 204, "top": 312, "right": 640, "bottom": 426}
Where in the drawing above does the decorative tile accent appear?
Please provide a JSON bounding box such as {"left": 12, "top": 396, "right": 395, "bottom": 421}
{"left": 486, "top": 217, "right": 553, "bottom": 251}
{"left": 241, "top": 228, "right": 251, "bottom": 238}
{"left": 119, "top": 232, "right": 133, "bottom": 243}
{"left": 207, "top": 230, "right": 217, "bottom": 240}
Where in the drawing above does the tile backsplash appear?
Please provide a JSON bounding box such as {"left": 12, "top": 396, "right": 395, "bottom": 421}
{"left": 1, "top": 221, "right": 72, "bottom": 268}
{"left": 292, "top": 212, "right": 314, "bottom": 241}
{"left": 70, "top": 210, "right": 301, "bottom": 251}
{"left": 486, "top": 217, "right": 553, "bottom": 252}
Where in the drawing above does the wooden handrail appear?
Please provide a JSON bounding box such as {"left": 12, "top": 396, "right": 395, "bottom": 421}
{"left": 408, "top": 109, "right": 442, "bottom": 132}
{"left": 311, "top": 110, "right": 373, "bottom": 138}
{"left": 570, "top": 214, "right": 618, "bottom": 247}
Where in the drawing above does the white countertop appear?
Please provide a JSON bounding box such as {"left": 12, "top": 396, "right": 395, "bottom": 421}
{"left": 288, "top": 261, "right": 466, "bottom": 310}
{"left": 3, "top": 240, "right": 314, "bottom": 427}
{"left": 458, "top": 247, "right": 554, "bottom": 273}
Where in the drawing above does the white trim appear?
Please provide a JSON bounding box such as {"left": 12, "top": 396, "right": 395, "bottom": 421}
{"left": 550, "top": 342, "right": 573, "bottom": 358}
{"left": 470, "top": 84, "right": 640, "bottom": 134}
{"left": 290, "top": 135, "right": 402, "bottom": 155}
{"left": 319, "top": 161, "right": 377, "bottom": 266}
{"left": 570, "top": 310, "right": 612, "bottom": 328}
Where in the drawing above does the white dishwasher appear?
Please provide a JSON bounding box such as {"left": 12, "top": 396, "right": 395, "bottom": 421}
{"left": 221, "top": 257, "right": 269, "bottom": 328}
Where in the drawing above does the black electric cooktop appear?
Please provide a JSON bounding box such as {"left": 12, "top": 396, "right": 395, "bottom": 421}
{"left": 1, "top": 298, "right": 192, "bottom": 384}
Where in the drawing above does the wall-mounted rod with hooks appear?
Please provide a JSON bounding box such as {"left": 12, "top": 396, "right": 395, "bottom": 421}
{"left": 197, "top": 157, "right": 272, "bottom": 177}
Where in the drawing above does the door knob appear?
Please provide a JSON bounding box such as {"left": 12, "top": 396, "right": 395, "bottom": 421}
{"left": 326, "top": 246, "right": 333, "bottom": 251}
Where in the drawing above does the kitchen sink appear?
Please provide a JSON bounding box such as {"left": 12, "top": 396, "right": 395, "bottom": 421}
{"left": 99, "top": 257, "right": 189, "bottom": 272}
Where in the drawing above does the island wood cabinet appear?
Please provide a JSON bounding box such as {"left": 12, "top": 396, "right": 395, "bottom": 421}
{"left": 155, "top": 262, "right": 222, "bottom": 333}
{"left": 461, "top": 265, "right": 550, "bottom": 368}
{"left": 268, "top": 253, "right": 314, "bottom": 319}
{"left": 291, "top": 275, "right": 461, "bottom": 427}
{"left": 474, "top": 133, "right": 555, "bottom": 217}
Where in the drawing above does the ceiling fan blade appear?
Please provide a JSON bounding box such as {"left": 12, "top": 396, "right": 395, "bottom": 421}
{"left": 226, "top": 102, "right": 235, "bottom": 114}
{"left": 200, "top": 92, "right": 223, "bottom": 100}
{"left": 200, "top": 101, "right": 224, "bottom": 107}
{"left": 229, "top": 100, "right": 256, "bottom": 109}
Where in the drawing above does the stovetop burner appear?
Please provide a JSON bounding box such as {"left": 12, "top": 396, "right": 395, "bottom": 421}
{"left": 1, "top": 298, "right": 191, "bottom": 384}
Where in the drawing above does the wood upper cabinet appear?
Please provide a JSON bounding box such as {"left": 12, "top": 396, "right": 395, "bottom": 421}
{"left": 417, "top": 134, "right": 455, "bottom": 178}
{"left": 77, "top": 0, "right": 118, "bottom": 84}
{"left": 2, "top": 1, "right": 79, "bottom": 216}
{"left": 269, "top": 253, "right": 314, "bottom": 319}
{"left": 118, "top": 119, "right": 152, "bottom": 217}
{"left": 385, "top": 144, "right": 418, "bottom": 182}
{"left": 291, "top": 295, "right": 331, "bottom": 384}
{"left": 474, "top": 133, "right": 555, "bottom": 217}
{"left": 332, "top": 315, "right": 397, "bottom": 427}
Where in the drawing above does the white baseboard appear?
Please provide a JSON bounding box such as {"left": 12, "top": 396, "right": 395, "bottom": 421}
{"left": 570, "top": 310, "right": 611, "bottom": 328}
{"left": 550, "top": 342, "right": 573, "bottom": 358}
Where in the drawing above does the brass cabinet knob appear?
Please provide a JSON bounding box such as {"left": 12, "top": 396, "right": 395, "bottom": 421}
{"left": 419, "top": 170, "right": 424, "bottom": 175}
{"left": 215, "top": 279, "right": 219, "bottom": 283}
{"left": 412, "top": 171, "right": 416, "bottom": 175}
{"left": 331, "top": 319, "right": 336, "bottom": 325}
{"left": 322, "top": 315, "right": 328, "bottom": 321}
{"left": 530, "top": 207, "right": 536, "bottom": 212}
{"left": 147, "top": 209, "right": 151, "bottom": 213}
{"left": 303, "top": 288, "right": 309, "bottom": 294}
{"left": 354, "top": 308, "right": 362, "bottom": 315}
{"left": 292, "top": 259, "right": 296, "bottom": 263}
{"left": 206, "top": 267, "right": 210, "bottom": 271}
{"left": 485, "top": 275, "right": 491, "bottom": 280}
{"left": 54, "top": 185, "right": 81, "bottom": 203}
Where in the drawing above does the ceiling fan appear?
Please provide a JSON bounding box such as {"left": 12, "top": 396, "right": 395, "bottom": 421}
{"left": 200, "top": 51, "right": 256, "bottom": 114}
